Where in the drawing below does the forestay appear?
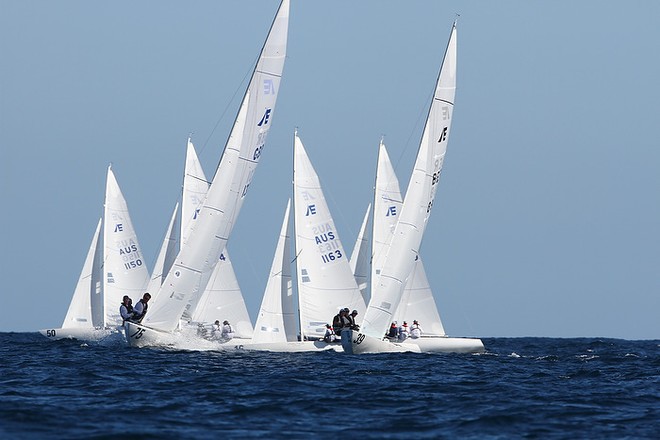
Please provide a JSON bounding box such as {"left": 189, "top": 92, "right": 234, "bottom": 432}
{"left": 360, "top": 23, "right": 457, "bottom": 339}
{"left": 143, "top": 0, "right": 289, "bottom": 333}
{"left": 293, "top": 134, "right": 367, "bottom": 339}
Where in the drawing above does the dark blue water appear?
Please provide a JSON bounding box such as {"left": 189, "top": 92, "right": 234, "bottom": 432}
{"left": 1, "top": 334, "right": 658, "bottom": 439}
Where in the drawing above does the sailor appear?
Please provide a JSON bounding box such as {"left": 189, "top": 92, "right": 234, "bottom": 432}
{"left": 410, "top": 320, "right": 423, "bottom": 339}
{"left": 323, "top": 324, "right": 336, "bottom": 343}
{"left": 347, "top": 309, "right": 360, "bottom": 330}
{"left": 398, "top": 321, "right": 409, "bottom": 341}
{"left": 340, "top": 308, "right": 352, "bottom": 329}
{"left": 332, "top": 309, "right": 345, "bottom": 337}
{"left": 221, "top": 320, "right": 234, "bottom": 340}
{"left": 387, "top": 322, "right": 399, "bottom": 339}
{"left": 211, "top": 320, "right": 221, "bottom": 337}
{"left": 131, "top": 292, "right": 151, "bottom": 323}
{"left": 119, "top": 296, "right": 134, "bottom": 324}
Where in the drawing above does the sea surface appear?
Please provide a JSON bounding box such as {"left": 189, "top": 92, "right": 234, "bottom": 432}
{"left": 0, "top": 334, "right": 658, "bottom": 439}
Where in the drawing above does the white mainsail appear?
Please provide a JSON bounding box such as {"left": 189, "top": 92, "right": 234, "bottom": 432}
{"left": 61, "top": 219, "right": 102, "bottom": 329}
{"left": 102, "top": 166, "right": 150, "bottom": 327}
{"left": 293, "top": 134, "right": 367, "bottom": 339}
{"left": 360, "top": 23, "right": 457, "bottom": 339}
{"left": 349, "top": 204, "right": 372, "bottom": 306}
{"left": 373, "top": 142, "right": 446, "bottom": 336}
{"left": 142, "top": 0, "right": 289, "bottom": 333}
{"left": 252, "top": 199, "right": 297, "bottom": 344}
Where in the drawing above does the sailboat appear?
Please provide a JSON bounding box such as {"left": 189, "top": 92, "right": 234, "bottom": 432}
{"left": 342, "top": 22, "right": 484, "bottom": 354}
{"left": 40, "top": 166, "right": 150, "bottom": 340}
{"left": 125, "top": 0, "right": 289, "bottom": 348}
{"left": 222, "top": 133, "right": 365, "bottom": 353}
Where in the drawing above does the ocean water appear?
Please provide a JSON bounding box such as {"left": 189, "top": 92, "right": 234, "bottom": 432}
{"left": 0, "top": 334, "right": 657, "bottom": 439}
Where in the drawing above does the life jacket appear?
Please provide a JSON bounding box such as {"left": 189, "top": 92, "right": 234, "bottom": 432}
{"left": 133, "top": 299, "right": 148, "bottom": 322}
{"left": 120, "top": 303, "right": 133, "bottom": 322}
{"left": 388, "top": 325, "right": 398, "bottom": 338}
{"left": 332, "top": 314, "right": 342, "bottom": 329}
{"left": 410, "top": 324, "right": 422, "bottom": 338}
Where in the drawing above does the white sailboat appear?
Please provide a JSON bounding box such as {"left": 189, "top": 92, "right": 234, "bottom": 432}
{"left": 227, "top": 133, "right": 365, "bottom": 353}
{"left": 293, "top": 133, "right": 367, "bottom": 341}
{"left": 125, "top": 0, "right": 289, "bottom": 348}
{"left": 342, "top": 22, "right": 484, "bottom": 354}
{"left": 41, "top": 166, "right": 150, "bottom": 340}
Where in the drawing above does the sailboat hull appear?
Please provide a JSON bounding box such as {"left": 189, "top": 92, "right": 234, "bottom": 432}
{"left": 124, "top": 321, "right": 342, "bottom": 352}
{"left": 341, "top": 329, "right": 421, "bottom": 354}
{"left": 401, "top": 336, "right": 485, "bottom": 353}
{"left": 39, "top": 327, "right": 117, "bottom": 341}
{"left": 341, "top": 329, "right": 483, "bottom": 354}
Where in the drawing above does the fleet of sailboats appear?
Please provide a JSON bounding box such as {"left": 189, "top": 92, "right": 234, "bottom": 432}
{"left": 42, "top": 3, "right": 485, "bottom": 355}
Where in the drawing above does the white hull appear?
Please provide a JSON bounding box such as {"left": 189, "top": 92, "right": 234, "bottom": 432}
{"left": 39, "top": 327, "right": 117, "bottom": 341}
{"left": 341, "top": 329, "right": 483, "bottom": 354}
{"left": 124, "top": 321, "right": 342, "bottom": 353}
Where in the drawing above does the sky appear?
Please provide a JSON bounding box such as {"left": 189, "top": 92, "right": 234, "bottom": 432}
{"left": 1, "top": 1, "right": 659, "bottom": 340}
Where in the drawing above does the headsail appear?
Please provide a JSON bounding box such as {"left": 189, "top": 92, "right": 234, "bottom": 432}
{"left": 144, "top": 0, "right": 289, "bottom": 332}
{"left": 349, "top": 204, "right": 372, "bottom": 306}
{"left": 146, "top": 202, "right": 180, "bottom": 298}
{"left": 361, "top": 23, "right": 457, "bottom": 339}
{"left": 293, "top": 133, "right": 367, "bottom": 339}
{"left": 61, "top": 219, "right": 102, "bottom": 329}
{"left": 252, "top": 199, "right": 297, "bottom": 344}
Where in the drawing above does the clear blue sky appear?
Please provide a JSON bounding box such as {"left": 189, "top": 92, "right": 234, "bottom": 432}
{"left": 1, "top": 1, "right": 658, "bottom": 339}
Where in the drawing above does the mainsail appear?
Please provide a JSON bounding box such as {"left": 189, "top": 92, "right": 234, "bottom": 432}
{"left": 143, "top": 0, "right": 289, "bottom": 333}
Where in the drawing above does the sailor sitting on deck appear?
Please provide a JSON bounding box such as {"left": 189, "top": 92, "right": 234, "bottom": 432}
{"left": 211, "top": 320, "right": 221, "bottom": 338}
{"left": 129, "top": 292, "right": 151, "bottom": 323}
{"left": 398, "top": 321, "right": 409, "bottom": 341}
{"left": 332, "top": 308, "right": 348, "bottom": 337}
{"left": 119, "top": 296, "right": 134, "bottom": 325}
{"left": 410, "top": 320, "right": 423, "bottom": 339}
{"left": 387, "top": 322, "right": 399, "bottom": 339}
{"left": 221, "top": 320, "right": 234, "bottom": 340}
{"left": 347, "top": 309, "right": 360, "bottom": 331}
{"left": 323, "top": 324, "right": 336, "bottom": 343}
